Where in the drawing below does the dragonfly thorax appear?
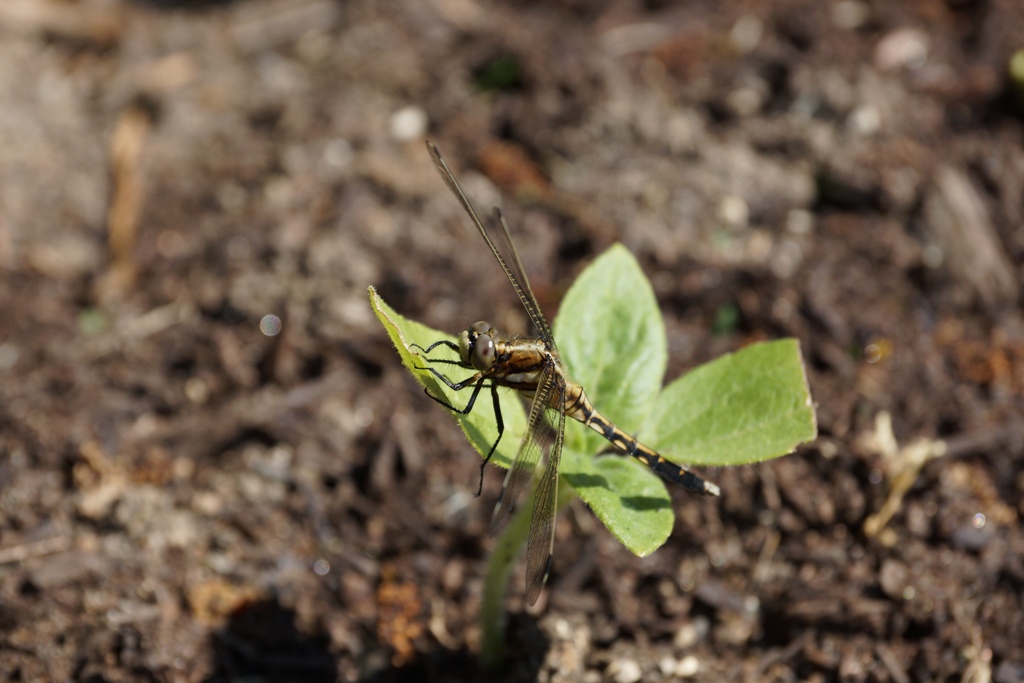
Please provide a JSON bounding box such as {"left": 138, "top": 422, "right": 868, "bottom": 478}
{"left": 460, "top": 320, "right": 498, "bottom": 371}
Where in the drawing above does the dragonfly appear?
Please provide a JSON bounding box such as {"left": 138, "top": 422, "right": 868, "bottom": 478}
{"left": 414, "top": 141, "right": 720, "bottom": 605}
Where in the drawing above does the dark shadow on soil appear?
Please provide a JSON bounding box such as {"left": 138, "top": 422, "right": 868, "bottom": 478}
{"left": 362, "top": 613, "right": 548, "bottom": 683}
{"left": 205, "top": 598, "right": 334, "bottom": 683}
{"left": 203, "top": 597, "right": 548, "bottom": 683}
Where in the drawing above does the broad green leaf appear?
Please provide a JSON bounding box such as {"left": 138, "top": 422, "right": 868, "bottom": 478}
{"left": 553, "top": 244, "right": 666, "bottom": 454}
{"left": 561, "top": 452, "right": 674, "bottom": 556}
{"left": 551, "top": 245, "right": 675, "bottom": 555}
{"left": 644, "top": 338, "right": 817, "bottom": 466}
{"left": 369, "top": 286, "right": 524, "bottom": 470}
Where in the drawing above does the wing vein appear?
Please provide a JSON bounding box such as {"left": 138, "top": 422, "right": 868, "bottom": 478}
{"left": 427, "top": 141, "right": 556, "bottom": 346}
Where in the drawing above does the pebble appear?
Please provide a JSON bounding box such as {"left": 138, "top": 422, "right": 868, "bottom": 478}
{"left": 677, "top": 656, "right": 701, "bottom": 677}
{"left": 608, "top": 658, "right": 642, "bottom": 683}
{"left": 659, "top": 655, "right": 702, "bottom": 678}
{"left": 389, "top": 105, "right": 428, "bottom": 141}
{"left": 875, "top": 28, "right": 928, "bottom": 70}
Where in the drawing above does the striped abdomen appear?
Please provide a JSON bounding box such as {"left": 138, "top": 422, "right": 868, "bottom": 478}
{"left": 562, "top": 382, "right": 720, "bottom": 496}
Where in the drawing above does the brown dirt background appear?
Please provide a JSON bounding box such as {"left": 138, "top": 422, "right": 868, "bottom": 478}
{"left": 1, "top": 0, "right": 1023, "bottom": 681}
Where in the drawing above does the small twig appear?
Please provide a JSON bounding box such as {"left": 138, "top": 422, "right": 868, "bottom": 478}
{"left": 0, "top": 535, "right": 70, "bottom": 565}
{"left": 875, "top": 642, "right": 910, "bottom": 683}
{"left": 860, "top": 412, "right": 1023, "bottom": 541}
{"left": 428, "top": 597, "right": 460, "bottom": 650}
{"left": 862, "top": 412, "right": 946, "bottom": 540}
{"left": 101, "top": 104, "right": 151, "bottom": 298}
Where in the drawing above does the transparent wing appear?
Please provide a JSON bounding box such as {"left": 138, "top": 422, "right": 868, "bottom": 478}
{"left": 491, "top": 207, "right": 555, "bottom": 346}
{"left": 427, "top": 141, "right": 555, "bottom": 346}
{"left": 524, "top": 387, "right": 565, "bottom": 606}
{"left": 490, "top": 367, "right": 558, "bottom": 535}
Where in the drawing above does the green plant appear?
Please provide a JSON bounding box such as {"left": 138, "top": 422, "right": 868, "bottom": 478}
{"left": 370, "top": 244, "right": 816, "bottom": 663}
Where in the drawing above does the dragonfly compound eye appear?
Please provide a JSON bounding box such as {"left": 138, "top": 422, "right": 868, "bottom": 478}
{"left": 471, "top": 333, "right": 496, "bottom": 371}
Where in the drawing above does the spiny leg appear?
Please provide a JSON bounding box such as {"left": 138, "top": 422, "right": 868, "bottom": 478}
{"left": 475, "top": 382, "right": 503, "bottom": 496}
{"left": 416, "top": 366, "right": 506, "bottom": 498}
{"left": 418, "top": 366, "right": 484, "bottom": 412}
{"left": 411, "top": 339, "right": 465, "bottom": 375}
{"left": 411, "top": 339, "right": 459, "bottom": 355}
{"left": 412, "top": 340, "right": 472, "bottom": 399}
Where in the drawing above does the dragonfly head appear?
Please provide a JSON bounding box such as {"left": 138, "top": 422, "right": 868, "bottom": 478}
{"left": 460, "top": 320, "right": 497, "bottom": 371}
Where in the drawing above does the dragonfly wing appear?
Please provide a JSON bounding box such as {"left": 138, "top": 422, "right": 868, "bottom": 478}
{"left": 426, "top": 141, "right": 555, "bottom": 345}
{"left": 524, "top": 383, "right": 566, "bottom": 606}
{"left": 490, "top": 367, "right": 557, "bottom": 536}
{"left": 489, "top": 207, "right": 555, "bottom": 345}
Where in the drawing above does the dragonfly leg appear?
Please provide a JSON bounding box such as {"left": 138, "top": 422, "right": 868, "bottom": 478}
{"left": 418, "top": 368, "right": 505, "bottom": 497}
{"left": 413, "top": 340, "right": 465, "bottom": 370}
{"left": 476, "top": 382, "right": 503, "bottom": 496}
{"left": 411, "top": 339, "right": 460, "bottom": 355}
{"left": 418, "top": 367, "right": 485, "bottom": 412}
{"left": 415, "top": 358, "right": 464, "bottom": 368}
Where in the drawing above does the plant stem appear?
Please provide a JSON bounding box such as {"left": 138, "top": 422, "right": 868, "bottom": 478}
{"left": 479, "top": 479, "right": 574, "bottom": 667}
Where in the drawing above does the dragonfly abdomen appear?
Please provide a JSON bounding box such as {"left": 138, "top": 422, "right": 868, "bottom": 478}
{"left": 564, "top": 385, "right": 720, "bottom": 497}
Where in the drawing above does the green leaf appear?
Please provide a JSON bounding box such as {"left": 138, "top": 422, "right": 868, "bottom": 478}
{"left": 369, "top": 286, "right": 524, "bottom": 470}
{"left": 562, "top": 453, "right": 674, "bottom": 556}
{"left": 644, "top": 338, "right": 817, "bottom": 466}
{"left": 550, "top": 245, "right": 677, "bottom": 555}
{"left": 553, "top": 244, "right": 666, "bottom": 454}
